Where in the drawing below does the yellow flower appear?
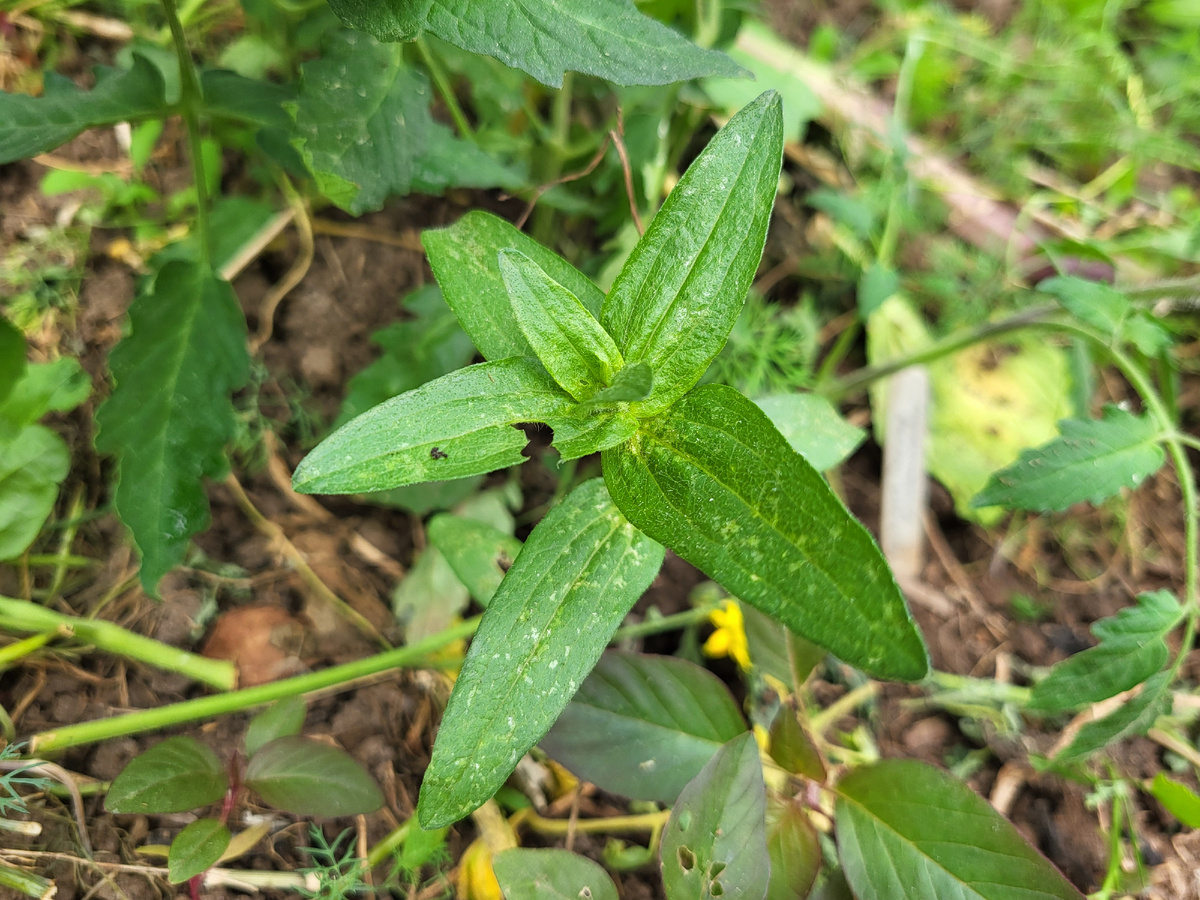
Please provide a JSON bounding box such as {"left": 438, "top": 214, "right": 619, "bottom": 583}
{"left": 702, "top": 600, "right": 752, "bottom": 671}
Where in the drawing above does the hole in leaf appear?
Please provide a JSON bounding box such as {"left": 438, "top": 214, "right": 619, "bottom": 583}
{"left": 677, "top": 846, "right": 695, "bottom": 871}
{"left": 711, "top": 882, "right": 724, "bottom": 896}
{"left": 709, "top": 862, "right": 726, "bottom": 879}
{"left": 579, "top": 889, "right": 592, "bottom": 899}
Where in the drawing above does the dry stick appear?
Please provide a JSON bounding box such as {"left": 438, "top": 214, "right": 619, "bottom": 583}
{"left": 514, "top": 136, "right": 612, "bottom": 231}
{"left": 0, "top": 759, "right": 91, "bottom": 858}
{"left": 222, "top": 474, "right": 391, "bottom": 650}
{"left": 610, "top": 108, "right": 644, "bottom": 235}
{"left": 309, "top": 218, "right": 424, "bottom": 250}
{"left": 218, "top": 208, "right": 296, "bottom": 282}
{"left": 248, "top": 182, "right": 314, "bottom": 354}
{"left": 0, "top": 850, "right": 314, "bottom": 891}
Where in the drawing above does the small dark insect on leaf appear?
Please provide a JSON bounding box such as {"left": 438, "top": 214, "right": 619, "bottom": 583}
{"left": 430, "top": 447, "right": 448, "bottom": 460}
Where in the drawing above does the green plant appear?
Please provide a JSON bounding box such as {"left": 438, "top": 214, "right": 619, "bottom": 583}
{"left": 104, "top": 697, "right": 382, "bottom": 886}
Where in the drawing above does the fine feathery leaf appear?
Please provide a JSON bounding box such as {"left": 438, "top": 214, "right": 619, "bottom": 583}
{"left": 660, "top": 732, "right": 770, "bottom": 900}
{"left": 288, "top": 30, "right": 517, "bottom": 215}
{"left": 602, "top": 91, "right": 784, "bottom": 415}
{"left": 292, "top": 357, "right": 574, "bottom": 495}
{"left": 94, "top": 261, "right": 250, "bottom": 596}
{"left": 493, "top": 848, "right": 620, "bottom": 900}
{"left": 973, "top": 405, "right": 1166, "bottom": 512}
{"left": 329, "top": 0, "right": 746, "bottom": 88}
{"left": 0, "top": 54, "right": 169, "bottom": 164}
{"left": 418, "top": 480, "right": 664, "bottom": 827}
{"left": 106, "top": 737, "right": 229, "bottom": 815}
{"left": 1029, "top": 590, "right": 1182, "bottom": 712}
{"left": 603, "top": 384, "right": 928, "bottom": 681}
{"left": 540, "top": 651, "right": 746, "bottom": 804}
{"left": 499, "top": 249, "right": 623, "bottom": 401}
{"left": 245, "top": 736, "right": 383, "bottom": 816}
{"left": 836, "top": 759, "right": 1086, "bottom": 900}
{"left": 423, "top": 211, "right": 605, "bottom": 361}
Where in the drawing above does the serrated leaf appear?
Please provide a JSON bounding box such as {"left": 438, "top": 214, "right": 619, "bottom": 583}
{"left": 0, "top": 317, "right": 24, "bottom": 406}
{"left": 603, "top": 385, "right": 928, "bottom": 681}
{"left": 293, "top": 358, "right": 573, "bottom": 495}
{"left": 545, "top": 409, "right": 640, "bottom": 461}
{"left": 499, "top": 249, "right": 623, "bottom": 402}
{"left": 427, "top": 513, "right": 522, "bottom": 606}
{"left": 289, "top": 30, "right": 516, "bottom": 215}
{"left": 337, "top": 0, "right": 746, "bottom": 88}
{"left": 0, "top": 426, "right": 71, "bottom": 560}
{"left": 601, "top": 92, "right": 784, "bottom": 416}
{"left": 168, "top": 818, "right": 230, "bottom": 884}
{"left": 753, "top": 393, "right": 864, "bottom": 473}
{"left": 245, "top": 736, "right": 383, "bottom": 816}
{"left": 0, "top": 54, "right": 169, "bottom": 164}
{"left": 1149, "top": 773, "right": 1200, "bottom": 828}
{"left": 493, "top": 848, "right": 620, "bottom": 900}
{"left": 423, "top": 211, "right": 605, "bottom": 361}
{"left": 1051, "top": 671, "right": 1172, "bottom": 765}
{"left": 418, "top": 480, "right": 664, "bottom": 827}
{"left": 766, "top": 801, "right": 821, "bottom": 900}
{"left": 973, "top": 405, "right": 1166, "bottom": 512}
{"left": 106, "top": 737, "right": 229, "bottom": 814}
{"left": 836, "top": 760, "right": 1085, "bottom": 900}
{"left": 661, "top": 732, "right": 769, "bottom": 900}
{"left": 94, "top": 261, "right": 249, "bottom": 595}
{"left": 1030, "top": 591, "right": 1181, "bottom": 712}
{"left": 540, "top": 651, "right": 746, "bottom": 804}
{"left": 245, "top": 697, "right": 307, "bottom": 757}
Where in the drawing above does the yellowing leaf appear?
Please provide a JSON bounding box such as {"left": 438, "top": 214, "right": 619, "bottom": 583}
{"left": 457, "top": 837, "right": 503, "bottom": 900}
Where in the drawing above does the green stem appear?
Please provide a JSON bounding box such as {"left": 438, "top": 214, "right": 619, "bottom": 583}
{"left": 29, "top": 617, "right": 481, "bottom": 754}
{"left": 0, "top": 597, "right": 234, "bottom": 690}
{"left": 0, "top": 863, "right": 52, "bottom": 899}
{"left": 161, "top": 0, "right": 211, "bottom": 265}
{"left": 694, "top": 0, "right": 721, "bottom": 48}
{"left": 611, "top": 604, "right": 718, "bottom": 642}
{"left": 814, "top": 318, "right": 861, "bottom": 387}
{"left": 415, "top": 39, "right": 474, "bottom": 140}
{"left": 818, "top": 303, "right": 1061, "bottom": 399}
{"left": 0, "top": 631, "right": 57, "bottom": 669}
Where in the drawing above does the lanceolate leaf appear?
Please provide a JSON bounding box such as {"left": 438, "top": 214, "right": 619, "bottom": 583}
{"left": 493, "top": 848, "right": 619, "bottom": 900}
{"left": 973, "top": 405, "right": 1165, "bottom": 512}
{"left": 418, "top": 480, "right": 664, "bottom": 827}
{"left": 602, "top": 91, "right": 783, "bottom": 415}
{"left": 1052, "top": 671, "right": 1172, "bottom": 765}
{"left": 836, "top": 760, "right": 1085, "bottom": 900}
{"left": 168, "top": 819, "right": 230, "bottom": 884}
{"left": 660, "top": 732, "right": 769, "bottom": 900}
{"left": 540, "top": 652, "right": 746, "bottom": 804}
{"left": 245, "top": 736, "right": 383, "bottom": 816}
{"left": 423, "top": 211, "right": 605, "bottom": 361}
{"left": 1030, "top": 591, "right": 1181, "bottom": 712}
{"left": 95, "top": 262, "right": 250, "bottom": 595}
{"left": 1149, "top": 773, "right": 1200, "bottom": 828}
{"left": 332, "top": 0, "right": 745, "bottom": 88}
{"left": 604, "top": 385, "right": 928, "bottom": 681}
{"left": 106, "top": 737, "right": 229, "bottom": 815}
{"left": 0, "top": 54, "right": 168, "bottom": 164}
{"left": 499, "top": 249, "right": 623, "bottom": 401}
{"left": 292, "top": 358, "right": 573, "bottom": 495}
{"left": 426, "top": 513, "right": 522, "bottom": 606}
{"left": 288, "top": 30, "right": 516, "bottom": 215}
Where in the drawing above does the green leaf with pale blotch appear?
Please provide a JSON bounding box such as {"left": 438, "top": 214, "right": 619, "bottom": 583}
{"left": 333, "top": 0, "right": 745, "bottom": 88}
{"left": 973, "top": 405, "right": 1165, "bottom": 512}
{"left": 245, "top": 736, "right": 383, "bottom": 816}
{"left": 106, "top": 737, "right": 229, "bottom": 814}
{"left": 499, "top": 250, "right": 623, "bottom": 401}
{"left": 293, "top": 358, "right": 573, "bottom": 495}
{"left": 245, "top": 697, "right": 307, "bottom": 757}
{"left": 603, "top": 385, "right": 927, "bottom": 681}
{"left": 836, "top": 760, "right": 1085, "bottom": 900}
{"left": 540, "top": 652, "right": 746, "bottom": 805}
{"left": 493, "top": 848, "right": 619, "bottom": 900}
{"left": 661, "top": 732, "right": 769, "bottom": 900}
{"left": 1051, "top": 671, "right": 1172, "bottom": 765}
{"left": 289, "top": 30, "right": 517, "bottom": 215}
{"left": 0, "top": 54, "right": 169, "bottom": 164}
{"left": 546, "top": 410, "right": 640, "bottom": 461}
{"left": 602, "top": 92, "right": 784, "bottom": 416}
{"left": 1030, "top": 591, "right": 1181, "bottom": 712}
{"left": 1149, "top": 773, "right": 1200, "bottom": 828}
{"left": 754, "top": 393, "right": 864, "bottom": 473}
{"left": 423, "top": 211, "right": 605, "bottom": 361}
{"left": 767, "top": 801, "right": 821, "bottom": 900}
{"left": 168, "top": 819, "right": 230, "bottom": 884}
{"left": 418, "top": 480, "right": 664, "bottom": 827}
{"left": 426, "top": 513, "right": 522, "bottom": 606}
{"left": 94, "top": 262, "right": 249, "bottom": 595}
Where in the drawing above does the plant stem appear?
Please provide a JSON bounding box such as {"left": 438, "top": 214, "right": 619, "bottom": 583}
{"left": 520, "top": 808, "right": 670, "bottom": 835}
{"left": 818, "top": 303, "right": 1061, "bottom": 399}
{"left": 0, "top": 597, "right": 235, "bottom": 690}
{"left": 161, "top": 0, "right": 211, "bottom": 265}
{"left": 29, "top": 617, "right": 480, "bottom": 753}
{"left": 611, "top": 604, "right": 718, "bottom": 642}
{"left": 415, "top": 39, "right": 473, "bottom": 140}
